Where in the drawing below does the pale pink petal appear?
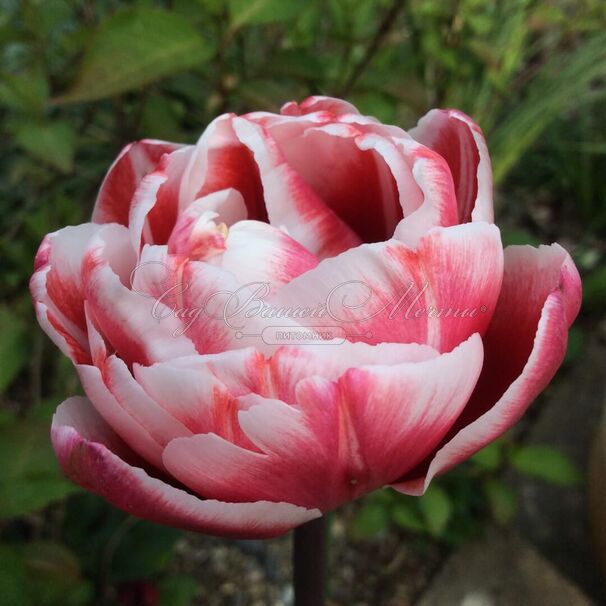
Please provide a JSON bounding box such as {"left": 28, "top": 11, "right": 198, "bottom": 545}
{"left": 162, "top": 334, "right": 483, "bottom": 511}
{"left": 232, "top": 116, "right": 361, "bottom": 258}
{"left": 93, "top": 139, "right": 183, "bottom": 226}
{"left": 272, "top": 222, "right": 503, "bottom": 352}
{"left": 102, "top": 355, "right": 192, "bottom": 443}
{"left": 394, "top": 244, "right": 581, "bottom": 494}
{"left": 218, "top": 220, "right": 319, "bottom": 285}
{"left": 52, "top": 397, "right": 320, "bottom": 538}
{"left": 76, "top": 364, "right": 165, "bottom": 468}
{"left": 410, "top": 109, "right": 493, "bottom": 223}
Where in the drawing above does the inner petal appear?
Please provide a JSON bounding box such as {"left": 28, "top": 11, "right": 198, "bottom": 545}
{"left": 276, "top": 128, "right": 403, "bottom": 243}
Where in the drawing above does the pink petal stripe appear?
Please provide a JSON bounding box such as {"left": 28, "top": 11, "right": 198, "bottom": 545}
{"left": 52, "top": 397, "right": 320, "bottom": 538}
{"left": 410, "top": 109, "right": 493, "bottom": 223}
{"left": 393, "top": 244, "right": 581, "bottom": 494}
{"left": 180, "top": 115, "right": 268, "bottom": 222}
{"left": 162, "top": 334, "right": 483, "bottom": 511}
{"left": 232, "top": 116, "right": 361, "bottom": 258}
{"left": 93, "top": 140, "right": 182, "bottom": 226}
{"left": 272, "top": 222, "right": 503, "bottom": 352}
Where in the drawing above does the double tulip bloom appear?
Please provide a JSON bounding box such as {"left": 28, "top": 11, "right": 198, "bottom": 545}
{"left": 31, "top": 96, "right": 581, "bottom": 538}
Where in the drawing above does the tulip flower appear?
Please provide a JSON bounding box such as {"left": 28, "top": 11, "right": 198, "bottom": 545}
{"left": 31, "top": 96, "right": 580, "bottom": 544}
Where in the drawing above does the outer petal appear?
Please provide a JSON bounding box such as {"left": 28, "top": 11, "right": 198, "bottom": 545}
{"left": 394, "top": 244, "right": 581, "bottom": 494}
{"left": 93, "top": 140, "right": 183, "bottom": 226}
{"left": 82, "top": 246, "right": 197, "bottom": 366}
{"left": 30, "top": 223, "right": 136, "bottom": 364}
{"left": 162, "top": 334, "right": 483, "bottom": 511}
{"left": 52, "top": 397, "right": 320, "bottom": 538}
{"left": 272, "top": 222, "right": 503, "bottom": 352}
{"left": 410, "top": 109, "right": 493, "bottom": 223}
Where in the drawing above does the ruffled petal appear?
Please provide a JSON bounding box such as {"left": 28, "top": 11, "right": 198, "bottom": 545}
{"left": 52, "top": 397, "right": 320, "bottom": 538}
{"left": 272, "top": 222, "right": 503, "bottom": 352}
{"left": 410, "top": 109, "right": 493, "bottom": 223}
{"left": 394, "top": 244, "right": 581, "bottom": 494}
{"left": 232, "top": 116, "right": 362, "bottom": 258}
{"left": 93, "top": 140, "right": 183, "bottom": 227}
{"left": 162, "top": 334, "right": 483, "bottom": 511}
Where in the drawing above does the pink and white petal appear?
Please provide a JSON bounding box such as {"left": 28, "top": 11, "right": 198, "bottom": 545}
{"left": 128, "top": 147, "right": 195, "bottom": 250}
{"left": 168, "top": 189, "right": 248, "bottom": 257}
{"left": 76, "top": 364, "right": 166, "bottom": 468}
{"left": 179, "top": 115, "right": 267, "bottom": 221}
{"left": 410, "top": 109, "right": 493, "bottom": 223}
{"left": 52, "top": 397, "right": 319, "bottom": 538}
{"left": 274, "top": 124, "right": 402, "bottom": 243}
{"left": 102, "top": 355, "right": 192, "bottom": 445}
{"left": 232, "top": 116, "right": 361, "bottom": 258}
{"left": 163, "top": 334, "right": 483, "bottom": 511}
{"left": 93, "top": 140, "right": 182, "bottom": 226}
{"left": 30, "top": 223, "right": 136, "bottom": 363}
{"left": 82, "top": 249, "right": 197, "bottom": 366}
{"left": 393, "top": 244, "right": 581, "bottom": 495}
{"left": 133, "top": 360, "right": 255, "bottom": 447}
{"left": 281, "top": 96, "right": 362, "bottom": 117}
{"left": 32, "top": 301, "right": 91, "bottom": 365}
{"left": 272, "top": 222, "right": 503, "bottom": 352}
{"left": 266, "top": 341, "right": 438, "bottom": 403}
{"left": 218, "top": 220, "right": 318, "bottom": 285}
{"left": 145, "top": 146, "right": 195, "bottom": 244}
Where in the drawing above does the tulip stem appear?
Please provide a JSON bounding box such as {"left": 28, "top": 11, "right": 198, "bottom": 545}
{"left": 293, "top": 516, "right": 327, "bottom": 606}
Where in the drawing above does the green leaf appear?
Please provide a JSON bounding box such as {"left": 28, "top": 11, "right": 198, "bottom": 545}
{"left": 509, "top": 444, "right": 582, "bottom": 487}
{"left": 0, "top": 305, "right": 28, "bottom": 393}
{"left": 391, "top": 498, "right": 425, "bottom": 532}
{"left": 351, "top": 500, "right": 389, "bottom": 538}
{"left": 470, "top": 440, "right": 503, "bottom": 471}
{"left": 418, "top": 484, "right": 452, "bottom": 537}
{"left": 159, "top": 575, "right": 198, "bottom": 606}
{"left": 0, "top": 419, "right": 81, "bottom": 518}
{"left": 483, "top": 478, "right": 517, "bottom": 524}
{"left": 0, "top": 70, "right": 49, "bottom": 113}
{"left": 13, "top": 120, "right": 76, "bottom": 173}
{"left": 229, "top": 0, "right": 306, "bottom": 28}
{"left": 56, "top": 9, "right": 213, "bottom": 104}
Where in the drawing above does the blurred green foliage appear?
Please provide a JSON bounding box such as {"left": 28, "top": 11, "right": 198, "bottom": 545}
{"left": 1, "top": 0, "right": 604, "bottom": 603}
{"left": 352, "top": 439, "right": 582, "bottom": 543}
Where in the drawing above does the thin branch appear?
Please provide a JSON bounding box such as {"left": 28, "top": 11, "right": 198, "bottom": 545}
{"left": 339, "top": 0, "right": 406, "bottom": 97}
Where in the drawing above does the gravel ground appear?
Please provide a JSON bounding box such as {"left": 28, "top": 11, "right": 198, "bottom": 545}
{"left": 173, "top": 503, "right": 444, "bottom": 606}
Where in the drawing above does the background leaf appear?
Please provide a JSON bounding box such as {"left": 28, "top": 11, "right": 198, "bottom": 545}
{"left": 509, "top": 445, "right": 583, "bottom": 487}
{"left": 418, "top": 484, "right": 452, "bottom": 537}
{"left": 56, "top": 9, "right": 213, "bottom": 104}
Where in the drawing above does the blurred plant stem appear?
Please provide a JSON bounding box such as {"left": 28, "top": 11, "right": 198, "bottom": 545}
{"left": 339, "top": 0, "right": 406, "bottom": 96}
{"left": 293, "top": 516, "right": 327, "bottom": 606}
